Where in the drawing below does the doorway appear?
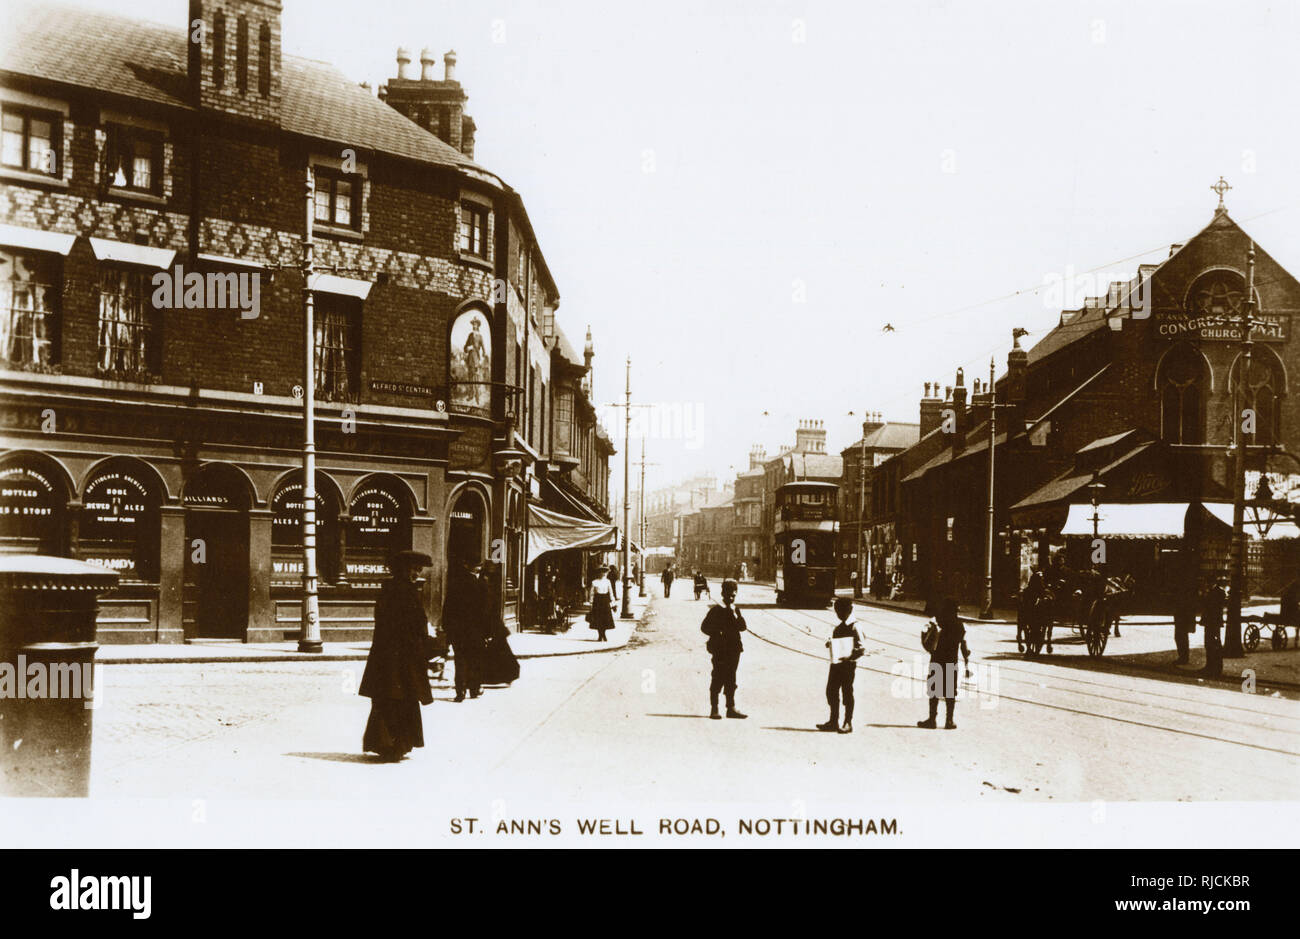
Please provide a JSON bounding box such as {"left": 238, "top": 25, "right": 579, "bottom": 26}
{"left": 184, "top": 465, "right": 251, "bottom": 639}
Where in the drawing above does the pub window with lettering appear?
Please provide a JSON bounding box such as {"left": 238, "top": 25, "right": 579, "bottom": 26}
{"left": 458, "top": 201, "right": 490, "bottom": 259}
{"left": 0, "top": 249, "right": 59, "bottom": 368}
{"left": 1, "top": 105, "right": 59, "bottom": 176}
{"left": 106, "top": 124, "right": 162, "bottom": 194}
{"left": 97, "top": 265, "right": 160, "bottom": 377}
{"left": 313, "top": 167, "right": 361, "bottom": 230}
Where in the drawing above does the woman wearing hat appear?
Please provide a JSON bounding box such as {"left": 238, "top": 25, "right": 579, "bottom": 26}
{"left": 589, "top": 567, "right": 616, "bottom": 641}
{"left": 360, "top": 550, "right": 434, "bottom": 761}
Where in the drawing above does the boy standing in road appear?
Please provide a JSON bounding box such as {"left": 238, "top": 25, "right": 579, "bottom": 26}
{"left": 819, "top": 597, "right": 865, "bottom": 733}
{"left": 701, "top": 578, "right": 747, "bottom": 719}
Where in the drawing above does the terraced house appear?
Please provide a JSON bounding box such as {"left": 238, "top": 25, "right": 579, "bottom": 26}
{"left": 0, "top": 0, "right": 612, "bottom": 642}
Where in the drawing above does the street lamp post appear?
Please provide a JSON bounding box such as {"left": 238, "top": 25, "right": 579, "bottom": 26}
{"left": 634, "top": 436, "right": 656, "bottom": 598}
{"left": 298, "top": 169, "right": 323, "bottom": 653}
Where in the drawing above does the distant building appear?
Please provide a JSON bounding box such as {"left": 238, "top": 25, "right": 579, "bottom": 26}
{"left": 838, "top": 414, "right": 919, "bottom": 588}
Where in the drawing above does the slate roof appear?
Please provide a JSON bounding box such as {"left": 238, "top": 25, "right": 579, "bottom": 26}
{"left": 843, "top": 421, "right": 921, "bottom": 453}
{"left": 785, "top": 453, "right": 843, "bottom": 480}
{"left": 0, "top": 1, "right": 499, "bottom": 184}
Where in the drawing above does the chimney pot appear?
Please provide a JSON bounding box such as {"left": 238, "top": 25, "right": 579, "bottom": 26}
{"left": 420, "top": 47, "right": 436, "bottom": 81}
{"left": 444, "top": 49, "right": 458, "bottom": 81}
{"left": 396, "top": 47, "right": 412, "bottom": 79}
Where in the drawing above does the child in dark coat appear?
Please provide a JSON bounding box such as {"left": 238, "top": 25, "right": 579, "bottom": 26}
{"left": 819, "top": 597, "right": 865, "bottom": 733}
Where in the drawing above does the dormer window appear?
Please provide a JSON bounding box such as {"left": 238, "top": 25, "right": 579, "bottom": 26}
{"left": 313, "top": 167, "right": 361, "bottom": 230}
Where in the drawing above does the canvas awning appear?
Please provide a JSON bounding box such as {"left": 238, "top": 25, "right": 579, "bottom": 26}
{"left": 1202, "top": 503, "right": 1300, "bottom": 540}
{"left": 88, "top": 237, "right": 175, "bottom": 269}
{"left": 1060, "top": 502, "right": 1187, "bottom": 540}
{"left": 0, "top": 223, "right": 76, "bottom": 255}
{"left": 526, "top": 504, "right": 618, "bottom": 564}
{"left": 309, "top": 273, "right": 373, "bottom": 299}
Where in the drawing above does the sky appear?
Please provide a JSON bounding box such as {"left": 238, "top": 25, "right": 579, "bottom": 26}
{"left": 59, "top": 0, "right": 1300, "bottom": 503}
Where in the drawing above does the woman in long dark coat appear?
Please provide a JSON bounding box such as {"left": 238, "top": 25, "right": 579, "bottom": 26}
{"left": 919, "top": 597, "right": 970, "bottom": 730}
{"left": 360, "top": 551, "right": 434, "bottom": 761}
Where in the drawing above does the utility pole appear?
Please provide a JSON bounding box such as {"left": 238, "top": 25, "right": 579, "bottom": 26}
{"left": 634, "top": 436, "right": 657, "bottom": 597}
{"left": 856, "top": 422, "right": 868, "bottom": 599}
{"left": 620, "top": 357, "right": 634, "bottom": 619}
{"left": 1226, "top": 240, "right": 1259, "bottom": 658}
{"left": 980, "top": 356, "right": 997, "bottom": 620}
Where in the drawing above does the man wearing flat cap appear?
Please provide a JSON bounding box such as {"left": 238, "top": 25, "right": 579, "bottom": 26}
{"left": 360, "top": 550, "right": 434, "bottom": 761}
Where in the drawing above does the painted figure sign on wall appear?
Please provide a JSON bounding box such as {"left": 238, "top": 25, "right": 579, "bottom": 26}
{"left": 449, "top": 307, "right": 492, "bottom": 415}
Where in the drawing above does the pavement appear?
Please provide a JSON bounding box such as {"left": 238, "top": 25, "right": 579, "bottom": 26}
{"left": 95, "top": 591, "right": 652, "bottom": 664}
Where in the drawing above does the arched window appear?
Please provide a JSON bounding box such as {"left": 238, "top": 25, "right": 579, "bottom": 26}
{"left": 347, "top": 476, "right": 413, "bottom": 585}
{"left": 271, "top": 473, "right": 342, "bottom": 585}
{"left": 1230, "top": 347, "right": 1285, "bottom": 447}
{"left": 1158, "top": 343, "right": 1208, "bottom": 444}
{"left": 80, "top": 459, "right": 162, "bottom": 582}
{"left": 212, "top": 11, "right": 227, "bottom": 88}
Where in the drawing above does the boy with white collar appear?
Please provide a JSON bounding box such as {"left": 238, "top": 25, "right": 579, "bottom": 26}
{"left": 819, "top": 597, "right": 865, "bottom": 733}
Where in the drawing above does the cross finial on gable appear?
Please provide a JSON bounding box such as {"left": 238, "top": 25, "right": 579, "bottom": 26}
{"left": 1211, "top": 176, "right": 1232, "bottom": 213}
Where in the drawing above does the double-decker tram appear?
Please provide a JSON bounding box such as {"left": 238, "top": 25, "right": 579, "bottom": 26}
{"left": 773, "top": 481, "right": 839, "bottom": 607}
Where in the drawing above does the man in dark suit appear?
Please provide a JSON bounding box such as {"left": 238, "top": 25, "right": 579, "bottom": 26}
{"left": 443, "top": 558, "right": 488, "bottom": 701}
{"left": 701, "top": 578, "right": 747, "bottom": 719}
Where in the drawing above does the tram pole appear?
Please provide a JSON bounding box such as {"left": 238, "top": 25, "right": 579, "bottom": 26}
{"left": 620, "top": 357, "right": 634, "bottom": 619}
{"left": 979, "top": 357, "right": 996, "bottom": 620}
{"left": 1225, "top": 240, "right": 1259, "bottom": 658}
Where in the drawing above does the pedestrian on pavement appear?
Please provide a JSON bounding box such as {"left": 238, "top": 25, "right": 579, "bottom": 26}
{"left": 608, "top": 564, "right": 620, "bottom": 603}
{"left": 589, "top": 567, "right": 616, "bottom": 641}
{"left": 701, "top": 578, "right": 747, "bottom": 719}
{"left": 918, "top": 597, "right": 970, "bottom": 730}
{"left": 1200, "top": 575, "right": 1227, "bottom": 678}
{"left": 819, "top": 596, "right": 865, "bottom": 733}
{"left": 360, "top": 550, "right": 434, "bottom": 762}
{"left": 693, "top": 570, "right": 711, "bottom": 601}
{"left": 1173, "top": 559, "right": 1197, "bottom": 665}
{"left": 739, "top": 561, "right": 748, "bottom": 582}
{"left": 443, "top": 557, "right": 489, "bottom": 701}
{"left": 661, "top": 564, "right": 675, "bottom": 598}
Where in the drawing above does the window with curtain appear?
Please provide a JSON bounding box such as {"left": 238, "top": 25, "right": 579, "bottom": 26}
{"left": 0, "top": 250, "right": 58, "bottom": 368}
{"left": 97, "top": 266, "right": 156, "bottom": 375}
{"left": 107, "top": 124, "right": 161, "bottom": 193}
{"left": 313, "top": 294, "right": 358, "bottom": 401}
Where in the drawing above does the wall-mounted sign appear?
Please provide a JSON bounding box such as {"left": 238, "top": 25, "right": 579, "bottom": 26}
{"left": 449, "top": 425, "right": 493, "bottom": 472}
{"left": 1155, "top": 311, "right": 1289, "bottom": 342}
{"left": 271, "top": 482, "right": 338, "bottom": 542}
{"left": 449, "top": 308, "right": 492, "bottom": 416}
{"left": 369, "top": 380, "right": 436, "bottom": 398}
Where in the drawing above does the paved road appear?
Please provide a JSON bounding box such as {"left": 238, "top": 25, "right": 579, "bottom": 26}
{"left": 83, "top": 582, "right": 1299, "bottom": 814}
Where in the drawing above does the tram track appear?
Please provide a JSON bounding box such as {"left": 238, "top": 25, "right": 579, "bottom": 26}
{"left": 741, "top": 604, "right": 1300, "bottom": 759}
{"left": 764, "top": 603, "right": 1300, "bottom": 727}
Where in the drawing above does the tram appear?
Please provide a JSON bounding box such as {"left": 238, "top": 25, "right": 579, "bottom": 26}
{"left": 773, "top": 481, "right": 839, "bottom": 607}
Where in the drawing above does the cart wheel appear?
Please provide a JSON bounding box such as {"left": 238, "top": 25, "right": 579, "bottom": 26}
{"left": 1271, "top": 626, "right": 1287, "bottom": 652}
{"left": 1243, "top": 623, "right": 1260, "bottom": 653}
{"left": 1086, "top": 627, "right": 1107, "bottom": 657}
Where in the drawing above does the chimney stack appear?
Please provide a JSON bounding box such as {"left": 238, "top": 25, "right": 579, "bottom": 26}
{"left": 951, "top": 367, "right": 968, "bottom": 449}
{"left": 919, "top": 383, "right": 944, "bottom": 438}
